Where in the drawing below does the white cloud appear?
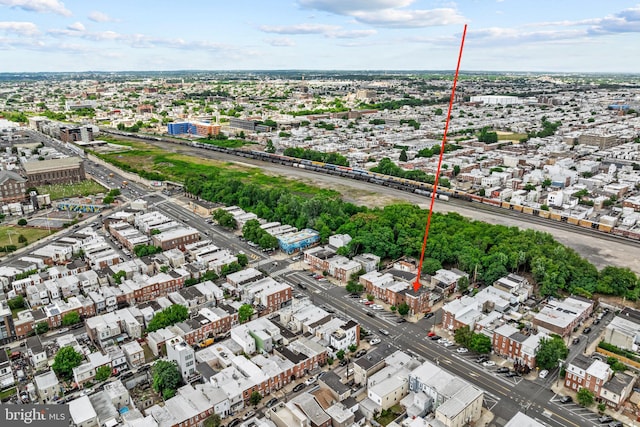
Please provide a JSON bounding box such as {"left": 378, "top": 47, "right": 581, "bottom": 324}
{"left": 0, "top": 21, "right": 39, "bottom": 36}
{"left": 298, "top": 0, "right": 414, "bottom": 15}
{"left": 352, "top": 8, "right": 464, "bottom": 28}
{"left": 67, "top": 21, "right": 84, "bottom": 32}
{"left": 298, "top": 0, "right": 464, "bottom": 28}
{"left": 259, "top": 23, "right": 340, "bottom": 35}
{"left": 0, "top": 0, "right": 71, "bottom": 16}
{"left": 88, "top": 11, "right": 115, "bottom": 23}
{"left": 264, "top": 37, "right": 296, "bottom": 47}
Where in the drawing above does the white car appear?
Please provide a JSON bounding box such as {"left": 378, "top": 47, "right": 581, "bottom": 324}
{"left": 369, "top": 338, "right": 381, "bottom": 345}
{"left": 372, "top": 304, "right": 383, "bottom": 310}
{"left": 482, "top": 361, "right": 496, "bottom": 367}
{"left": 242, "top": 410, "right": 255, "bottom": 421}
{"left": 443, "top": 341, "right": 454, "bottom": 347}
{"left": 456, "top": 347, "right": 468, "bottom": 354}
{"left": 304, "top": 376, "right": 317, "bottom": 386}
{"left": 539, "top": 369, "right": 549, "bottom": 379}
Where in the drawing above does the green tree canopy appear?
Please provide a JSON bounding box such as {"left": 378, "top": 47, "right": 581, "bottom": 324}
{"left": 152, "top": 360, "right": 181, "bottom": 399}
{"left": 469, "top": 334, "right": 492, "bottom": 354}
{"left": 95, "top": 365, "right": 112, "bottom": 382}
{"left": 397, "top": 302, "right": 410, "bottom": 316}
{"left": 250, "top": 390, "right": 262, "bottom": 406}
{"left": 52, "top": 346, "right": 83, "bottom": 380}
{"left": 535, "top": 335, "right": 569, "bottom": 370}
{"left": 146, "top": 305, "right": 189, "bottom": 333}
{"left": 577, "top": 388, "right": 594, "bottom": 406}
{"left": 238, "top": 304, "right": 254, "bottom": 323}
{"left": 454, "top": 326, "right": 473, "bottom": 348}
{"left": 62, "top": 311, "right": 81, "bottom": 326}
{"left": 35, "top": 321, "right": 49, "bottom": 335}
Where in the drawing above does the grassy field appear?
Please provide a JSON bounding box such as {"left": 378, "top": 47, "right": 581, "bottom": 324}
{"left": 96, "top": 139, "right": 334, "bottom": 197}
{"left": 0, "top": 387, "right": 16, "bottom": 400}
{"left": 37, "top": 180, "right": 106, "bottom": 200}
{"left": 0, "top": 226, "right": 53, "bottom": 254}
{"left": 497, "top": 132, "right": 527, "bottom": 141}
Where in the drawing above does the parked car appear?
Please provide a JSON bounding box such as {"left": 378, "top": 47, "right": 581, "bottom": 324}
{"left": 583, "top": 327, "right": 592, "bottom": 334}
{"left": 559, "top": 395, "right": 572, "bottom": 404}
{"left": 242, "top": 410, "right": 255, "bottom": 421}
{"left": 228, "top": 419, "right": 241, "bottom": 427}
{"left": 597, "top": 415, "right": 613, "bottom": 423}
{"left": 355, "top": 349, "right": 367, "bottom": 358}
{"left": 430, "top": 335, "right": 442, "bottom": 341}
{"left": 369, "top": 338, "right": 381, "bottom": 345}
{"left": 304, "top": 376, "right": 317, "bottom": 386}
{"left": 364, "top": 301, "right": 374, "bottom": 306}
{"left": 572, "top": 337, "right": 580, "bottom": 345}
{"left": 607, "top": 422, "right": 623, "bottom": 427}
{"left": 379, "top": 329, "right": 390, "bottom": 336}
{"left": 292, "top": 383, "right": 306, "bottom": 392}
{"left": 427, "top": 331, "right": 437, "bottom": 337}
{"left": 539, "top": 369, "right": 549, "bottom": 379}
{"left": 456, "top": 347, "right": 468, "bottom": 354}
{"left": 482, "top": 361, "right": 496, "bottom": 367}
{"left": 505, "top": 371, "right": 520, "bottom": 378}
{"left": 424, "top": 312, "right": 434, "bottom": 319}
{"left": 396, "top": 318, "right": 407, "bottom": 323}
{"left": 366, "top": 311, "right": 376, "bottom": 318}
{"left": 496, "top": 367, "right": 510, "bottom": 374}
{"left": 265, "top": 398, "right": 278, "bottom": 408}
{"left": 475, "top": 356, "right": 489, "bottom": 363}
{"left": 593, "top": 319, "right": 601, "bottom": 325}
{"left": 339, "top": 359, "right": 348, "bottom": 366}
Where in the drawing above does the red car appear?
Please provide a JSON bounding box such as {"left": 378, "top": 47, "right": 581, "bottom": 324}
{"left": 427, "top": 331, "right": 436, "bottom": 337}
{"left": 364, "top": 301, "right": 374, "bottom": 306}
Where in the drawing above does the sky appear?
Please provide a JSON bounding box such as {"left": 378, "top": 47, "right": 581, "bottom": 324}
{"left": 1, "top": 0, "right": 640, "bottom": 73}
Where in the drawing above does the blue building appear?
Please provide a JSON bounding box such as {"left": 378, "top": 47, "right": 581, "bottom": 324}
{"left": 167, "top": 122, "right": 189, "bottom": 135}
{"left": 277, "top": 229, "right": 320, "bottom": 254}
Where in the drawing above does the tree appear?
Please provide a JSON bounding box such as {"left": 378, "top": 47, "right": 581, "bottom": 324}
{"left": 366, "top": 294, "right": 374, "bottom": 301}
{"left": 397, "top": 302, "right": 410, "bottom": 316}
{"left": 348, "top": 344, "right": 357, "bottom": 353}
{"left": 112, "top": 270, "right": 127, "bottom": 285}
{"left": 454, "top": 326, "right": 473, "bottom": 348}
{"left": 204, "top": 414, "right": 222, "bottom": 427}
{"left": 17, "top": 218, "right": 27, "bottom": 226}
{"left": 469, "top": 334, "right": 492, "bottom": 354}
{"left": 457, "top": 276, "right": 470, "bottom": 294}
{"left": 238, "top": 304, "right": 254, "bottom": 323}
{"left": 250, "top": 391, "right": 262, "bottom": 407}
{"left": 399, "top": 149, "right": 408, "bottom": 162}
{"left": 152, "top": 360, "right": 181, "bottom": 399}
{"left": 237, "top": 253, "right": 249, "bottom": 267}
{"left": 52, "top": 346, "right": 83, "bottom": 380}
{"left": 265, "top": 139, "right": 276, "bottom": 154}
{"left": 7, "top": 295, "right": 25, "bottom": 310}
{"left": 147, "top": 305, "right": 189, "bottom": 333}
{"left": 577, "top": 388, "right": 594, "bottom": 406}
{"left": 18, "top": 234, "right": 27, "bottom": 245}
{"left": 102, "top": 195, "right": 114, "bottom": 204}
{"left": 345, "top": 281, "right": 364, "bottom": 294}
{"left": 535, "top": 335, "right": 569, "bottom": 370}
{"left": 336, "top": 350, "right": 345, "bottom": 360}
{"left": 434, "top": 108, "right": 443, "bottom": 115}
{"left": 61, "top": 311, "right": 81, "bottom": 326}
{"left": 95, "top": 365, "right": 111, "bottom": 382}
{"left": 35, "top": 321, "right": 49, "bottom": 335}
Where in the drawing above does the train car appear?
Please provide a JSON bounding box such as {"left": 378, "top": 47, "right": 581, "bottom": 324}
{"left": 501, "top": 202, "right": 511, "bottom": 209}
{"left": 538, "top": 210, "right": 550, "bottom": 219}
{"left": 482, "top": 198, "right": 502, "bottom": 207}
{"left": 511, "top": 204, "right": 524, "bottom": 213}
{"left": 523, "top": 206, "right": 534, "bottom": 215}
{"left": 598, "top": 223, "right": 613, "bottom": 233}
{"left": 549, "top": 212, "right": 562, "bottom": 221}
{"left": 578, "top": 219, "right": 593, "bottom": 229}
{"left": 567, "top": 217, "right": 579, "bottom": 225}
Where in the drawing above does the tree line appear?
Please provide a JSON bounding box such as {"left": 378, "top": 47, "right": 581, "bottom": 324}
{"left": 184, "top": 172, "right": 639, "bottom": 299}
{"left": 283, "top": 147, "right": 349, "bottom": 167}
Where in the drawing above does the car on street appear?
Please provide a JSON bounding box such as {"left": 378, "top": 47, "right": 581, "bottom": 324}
{"left": 443, "top": 341, "right": 454, "bottom": 347}
{"left": 304, "top": 376, "right": 317, "bottom": 386}
{"left": 475, "top": 355, "right": 489, "bottom": 363}
{"left": 572, "top": 337, "right": 580, "bottom": 345}
{"left": 482, "top": 361, "right": 496, "bottom": 367}
{"left": 505, "top": 371, "right": 520, "bottom": 378}
{"left": 539, "top": 369, "right": 549, "bottom": 378}
{"left": 559, "top": 395, "right": 572, "bottom": 404}
{"left": 496, "top": 367, "right": 510, "bottom": 374}
{"left": 427, "top": 331, "right": 437, "bottom": 337}
{"left": 379, "top": 329, "right": 390, "bottom": 336}
{"left": 355, "top": 349, "right": 367, "bottom": 358}
{"left": 359, "top": 299, "right": 368, "bottom": 303}
{"left": 228, "top": 419, "right": 241, "bottom": 427}
{"left": 594, "top": 319, "right": 601, "bottom": 325}
{"left": 430, "top": 335, "right": 442, "bottom": 341}
{"left": 456, "top": 347, "right": 468, "bottom": 354}
{"left": 242, "top": 410, "right": 255, "bottom": 421}
{"left": 265, "top": 398, "right": 278, "bottom": 408}
{"left": 369, "top": 338, "right": 381, "bottom": 345}
{"left": 364, "top": 301, "right": 374, "bottom": 306}
{"left": 607, "top": 422, "right": 622, "bottom": 427}
{"left": 424, "top": 312, "right": 434, "bottom": 319}
{"left": 340, "top": 359, "right": 348, "bottom": 366}
{"left": 292, "top": 383, "right": 306, "bottom": 392}
{"left": 366, "top": 311, "right": 376, "bottom": 317}
{"left": 583, "top": 326, "right": 592, "bottom": 334}
{"left": 396, "top": 318, "right": 407, "bottom": 323}
{"left": 597, "top": 415, "right": 613, "bottom": 423}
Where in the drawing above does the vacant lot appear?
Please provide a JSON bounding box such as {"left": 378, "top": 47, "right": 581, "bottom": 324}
{"left": 37, "top": 180, "right": 106, "bottom": 200}
{"left": 496, "top": 131, "right": 527, "bottom": 141}
{"left": 0, "top": 226, "right": 53, "bottom": 255}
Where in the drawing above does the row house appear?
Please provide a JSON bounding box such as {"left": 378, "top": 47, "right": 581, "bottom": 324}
{"left": 359, "top": 271, "right": 394, "bottom": 301}
{"left": 176, "top": 306, "right": 237, "bottom": 345}
{"left": 533, "top": 296, "right": 594, "bottom": 338}
{"left": 328, "top": 256, "right": 362, "bottom": 283}
{"left": 431, "top": 268, "right": 468, "bottom": 295}
{"left": 565, "top": 354, "right": 612, "bottom": 397}
{"left": 151, "top": 227, "right": 201, "bottom": 251}
{"left": 492, "top": 324, "right": 547, "bottom": 369}
{"left": 118, "top": 272, "right": 185, "bottom": 304}
{"left": 121, "top": 340, "right": 145, "bottom": 369}
{"left": 225, "top": 268, "right": 263, "bottom": 288}
{"left": 243, "top": 277, "right": 293, "bottom": 315}
{"left": 108, "top": 221, "right": 150, "bottom": 251}
{"left": 304, "top": 246, "right": 337, "bottom": 272}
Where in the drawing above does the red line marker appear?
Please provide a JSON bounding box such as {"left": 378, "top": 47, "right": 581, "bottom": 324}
{"left": 413, "top": 24, "right": 467, "bottom": 293}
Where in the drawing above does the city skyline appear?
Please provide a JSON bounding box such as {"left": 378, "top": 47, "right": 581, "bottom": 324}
{"left": 0, "top": 0, "right": 639, "bottom": 73}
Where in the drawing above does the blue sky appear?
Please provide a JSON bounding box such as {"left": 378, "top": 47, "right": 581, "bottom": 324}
{"left": 1, "top": 0, "right": 639, "bottom": 72}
